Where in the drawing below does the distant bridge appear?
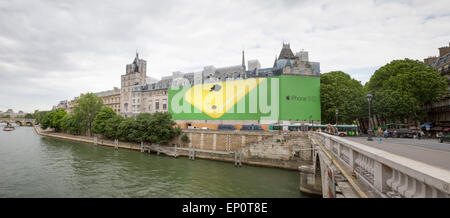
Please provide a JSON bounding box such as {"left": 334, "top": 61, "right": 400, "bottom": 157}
{"left": 0, "top": 118, "right": 36, "bottom": 126}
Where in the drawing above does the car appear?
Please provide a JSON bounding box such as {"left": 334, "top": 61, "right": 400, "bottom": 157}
{"left": 201, "top": 127, "right": 209, "bottom": 130}
{"left": 240, "top": 125, "right": 263, "bottom": 131}
{"left": 218, "top": 124, "right": 236, "bottom": 130}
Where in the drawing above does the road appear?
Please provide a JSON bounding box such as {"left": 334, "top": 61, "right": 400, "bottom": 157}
{"left": 345, "top": 137, "right": 450, "bottom": 170}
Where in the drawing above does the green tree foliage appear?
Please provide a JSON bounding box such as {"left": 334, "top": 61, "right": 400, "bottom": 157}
{"left": 116, "top": 112, "right": 180, "bottom": 144}
{"left": 41, "top": 108, "right": 67, "bottom": 131}
{"left": 103, "top": 114, "right": 124, "bottom": 139}
{"left": 24, "top": 113, "right": 33, "bottom": 119}
{"left": 1, "top": 114, "right": 11, "bottom": 118}
{"left": 117, "top": 117, "right": 138, "bottom": 141}
{"left": 148, "top": 112, "right": 181, "bottom": 144}
{"left": 367, "top": 59, "right": 447, "bottom": 121}
{"left": 320, "top": 71, "right": 366, "bottom": 124}
{"left": 92, "top": 107, "right": 117, "bottom": 135}
{"left": 61, "top": 114, "right": 80, "bottom": 134}
{"left": 73, "top": 93, "right": 103, "bottom": 135}
{"left": 33, "top": 110, "right": 49, "bottom": 124}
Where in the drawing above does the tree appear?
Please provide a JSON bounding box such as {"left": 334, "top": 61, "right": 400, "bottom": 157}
{"left": 116, "top": 112, "right": 181, "bottom": 144}
{"left": 103, "top": 114, "right": 124, "bottom": 139}
{"left": 92, "top": 107, "right": 117, "bottom": 135}
{"left": 41, "top": 109, "right": 67, "bottom": 131}
{"left": 367, "top": 59, "right": 447, "bottom": 123}
{"left": 117, "top": 117, "right": 138, "bottom": 141}
{"left": 61, "top": 114, "right": 80, "bottom": 135}
{"left": 73, "top": 93, "right": 103, "bottom": 136}
{"left": 24, "top": 113, "right": 33, "bottom": 119}
{"left": 320, "top": 71, "right": 366, "bottom": 124}
{"left": 146, "top": 112, "right": 181, "bottom": 144}
{"left": 33, "top": 110, "right": 49, "bottom": 124}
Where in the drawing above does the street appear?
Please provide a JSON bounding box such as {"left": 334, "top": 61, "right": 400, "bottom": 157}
{"left": 345, "top": 137, "right": 450, "bottom": 170}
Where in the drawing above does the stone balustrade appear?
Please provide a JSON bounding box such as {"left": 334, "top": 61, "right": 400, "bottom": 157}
{"left": 310, "top": 132, "right": 450, "bottom": 198}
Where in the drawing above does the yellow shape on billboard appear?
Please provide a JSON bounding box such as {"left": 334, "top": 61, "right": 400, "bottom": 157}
{"left": 184, "top": 78, "right": 265, "bottom": 118}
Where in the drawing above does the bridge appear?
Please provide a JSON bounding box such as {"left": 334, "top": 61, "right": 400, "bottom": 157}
{"left": 299, "top": 132, "right": 450, "bottom": 198}
{"left": 0, "top": 118, "right": 36, "bottom": 126}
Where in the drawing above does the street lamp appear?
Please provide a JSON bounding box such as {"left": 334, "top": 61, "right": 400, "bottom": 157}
{"left": 366, "top": 93, "right": 373, "bottom": 141}
{"left": 335, "top": 109, "right": 339, "bottom": 126}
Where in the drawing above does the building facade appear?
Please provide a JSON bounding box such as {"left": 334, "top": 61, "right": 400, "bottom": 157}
{"left": 423, "top": 43, "right": 450, "bottom": 129}
{"left": 120, "top": 53, "right": 147, "bottom": 117}
{"left": 167, "top": 43, "right": 321, "bottom": 130}
{"left": 95, "top": 87, "right": 121, "bottom": 114}
{"left": 57, "top": 43, "right": 321, "bottom": 131}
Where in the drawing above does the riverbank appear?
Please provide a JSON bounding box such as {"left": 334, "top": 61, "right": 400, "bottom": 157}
{"left": 33, "top": 125, "right": 309, "bottom": 170}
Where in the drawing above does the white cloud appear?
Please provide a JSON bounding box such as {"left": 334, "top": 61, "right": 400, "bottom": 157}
{"left": 0, "top": 0, "right": 449, "bottom": 112}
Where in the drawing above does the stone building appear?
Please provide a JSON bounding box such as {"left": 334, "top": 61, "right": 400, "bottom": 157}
{"left": 52, "top": 100, "right": 68, "bottom": 111}
{"left": 95, "top": 87, "right": 121, "bottom": 114}
{"left": 120, "top": 52, "right": 147, "bottom": 117}
{"left": 117, "top": 43, "right": 320, "bottom": 125}
{"left": 423, "top": 43, "right": 450, "bottom": 129}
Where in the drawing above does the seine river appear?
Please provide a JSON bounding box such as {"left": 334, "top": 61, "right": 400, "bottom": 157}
{"left": 0, "top": 125, "right": 308, "bottom": 198}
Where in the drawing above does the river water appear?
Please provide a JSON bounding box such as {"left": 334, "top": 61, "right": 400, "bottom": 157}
{"left": 0, "top": 125, "right": 308, "bottom": 198}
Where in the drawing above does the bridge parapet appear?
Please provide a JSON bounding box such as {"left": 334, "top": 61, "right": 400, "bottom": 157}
{"left": 310, "top": 132, "right": 450, "bottom": 198}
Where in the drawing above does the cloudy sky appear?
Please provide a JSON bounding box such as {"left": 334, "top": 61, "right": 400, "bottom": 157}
{"left": 0, "top": 0, "right": 449, "bottom": 113}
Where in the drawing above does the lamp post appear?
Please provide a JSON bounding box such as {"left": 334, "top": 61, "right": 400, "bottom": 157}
{"left": 366, "top": 93, "right": 373, "bottom": 141}
{"left": 335, "top": 109, "right": 339, "bottom": 126}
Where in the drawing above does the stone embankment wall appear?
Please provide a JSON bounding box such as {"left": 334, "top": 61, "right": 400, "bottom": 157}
{"left": 34, "top": 125, "right": 312, "bottom": 170}
{"left": 239, "top": 132, "right": 313, "bottom": 169}
{"left": 172, "top": 129, "right": 276, "bottom": 151}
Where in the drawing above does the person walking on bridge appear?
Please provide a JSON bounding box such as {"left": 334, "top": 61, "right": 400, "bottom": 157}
{"left": 376, "top": 128, "right": 383, "bottom": 143}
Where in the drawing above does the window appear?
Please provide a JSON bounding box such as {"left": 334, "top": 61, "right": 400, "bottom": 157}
{"left": 163, "top": 99, "right": 167, "bottom": 110}
{"left": 155, "top": 100, "right": 160, "bottom": 110}
{"left": 124, "top": 103, "right": 128, "bottom": 112}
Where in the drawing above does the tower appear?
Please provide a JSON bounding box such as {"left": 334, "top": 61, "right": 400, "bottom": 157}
{"left": 242, "top": 50, "right": 246, "bottom": 71}
{"left": 121, "top": 52, "right": 147, "bottom": 117}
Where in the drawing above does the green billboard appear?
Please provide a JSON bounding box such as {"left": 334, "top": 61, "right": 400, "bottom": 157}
{"left": 168, "top": 75, "right": 320, "bottom": 121}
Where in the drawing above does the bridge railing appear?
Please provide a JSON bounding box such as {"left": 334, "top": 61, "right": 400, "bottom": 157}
{"left": 310, "top": 132, "right": 450, "bottom": 198}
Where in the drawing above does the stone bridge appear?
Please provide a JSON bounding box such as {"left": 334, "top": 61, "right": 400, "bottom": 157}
{"left": 0, "top": 118, "right": 36, "bottom": 126}
{"left": 299, "top": 132, "right": 450, "bottom": 198}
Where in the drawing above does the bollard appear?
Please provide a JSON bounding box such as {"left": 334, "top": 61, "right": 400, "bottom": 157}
{"left": 174, "top": 144, "right": 177, "bottom": 157}
{"left": 239, "top": 151, "right": 242, "bottom": 167}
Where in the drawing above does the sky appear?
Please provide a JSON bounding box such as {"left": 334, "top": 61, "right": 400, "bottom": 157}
{"left": 0, "top": 0, "right": 449, "bottom": 113}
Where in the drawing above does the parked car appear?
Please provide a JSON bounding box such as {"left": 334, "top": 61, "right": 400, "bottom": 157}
{"left": 240, "top": 125, "right": 263, "bottom": 131}
{"left": 201, "top": 127, "right": 209, "bottom": 130}
{"left": 218, "top": 124, "right": 236, "bottom": 130}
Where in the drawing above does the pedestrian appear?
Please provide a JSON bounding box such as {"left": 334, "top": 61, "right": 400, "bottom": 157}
{"left": 419, "top": 130, "right": 425, "bottom": 139}
{"left": 376, "top": 128, "right": 383, "bottom": 143}
{"left": 393, "top": 130, "right": 397, "bottom": 138}
{"left": 384, "top": 129, "right": 389, "bottom": 138}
